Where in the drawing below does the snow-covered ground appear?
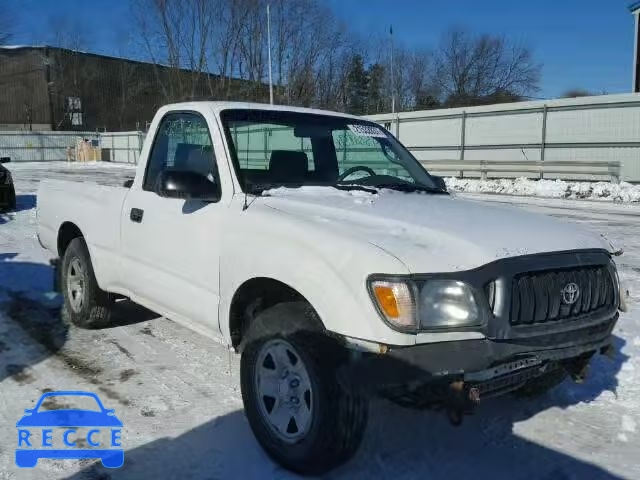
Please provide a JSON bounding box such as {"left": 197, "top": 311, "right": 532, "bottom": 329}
{"left": 0, "top": 162, "right": 638, "bottom": 479}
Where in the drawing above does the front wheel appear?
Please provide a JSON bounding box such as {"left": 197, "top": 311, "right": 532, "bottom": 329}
{"left": 240, "top": 302, "right": 368, "bottom": 475}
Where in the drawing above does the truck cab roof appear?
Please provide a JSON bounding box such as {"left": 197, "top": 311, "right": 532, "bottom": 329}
{"left": 159, "top": 101, "right": 366, "bottom": 121}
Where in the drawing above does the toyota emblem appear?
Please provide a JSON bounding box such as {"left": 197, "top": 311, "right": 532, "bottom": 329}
{"left": 561, "top": 283, "right": 580, "bottom": 305}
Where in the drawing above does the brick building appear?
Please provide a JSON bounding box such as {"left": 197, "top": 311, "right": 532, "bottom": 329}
{"left": 0, "top": 46, "right": 267, "bottom": 131}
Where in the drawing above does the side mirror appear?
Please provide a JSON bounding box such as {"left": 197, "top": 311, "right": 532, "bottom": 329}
{"left": 24, "top": 409, "right": 34, "bottom": 414}
{"left": 105, "top": 409, "right": 115, "bottom": 415}
{"left": 0, "top": 157, "right": 10, "bottom": 164}
{"left": 431, "top": 175, "right": 447, "bottom": 192}
{"left": 155, "top": 170, "right": 219, "bottom": 202}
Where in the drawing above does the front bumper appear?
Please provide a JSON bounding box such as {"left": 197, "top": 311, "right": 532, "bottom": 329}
{"left": 340, "top": 314, "right": 617, "bottom": 394}
{"left": 342, "top": 249, "right": 621, "bottom": 395}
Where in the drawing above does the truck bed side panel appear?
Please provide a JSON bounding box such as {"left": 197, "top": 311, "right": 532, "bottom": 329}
{"left": 37, "top": 180, "right": 128, "bottom": 291}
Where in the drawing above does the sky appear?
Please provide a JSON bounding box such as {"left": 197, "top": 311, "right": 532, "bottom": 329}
{"left": 6, "top": 0, "right": 638, "bottom": 99}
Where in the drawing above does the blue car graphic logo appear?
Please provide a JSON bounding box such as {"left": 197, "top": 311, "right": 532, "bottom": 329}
{"left": 16, "top": 391, "right": 123, "bottom": 468}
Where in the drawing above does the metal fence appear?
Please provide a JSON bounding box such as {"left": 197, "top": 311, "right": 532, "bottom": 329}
{"left": 99, "top": 131, "right": 145, "bottom": 164}
{"left": 418, "top": 159, "right": 621, "bottom": 182}
{"left": 367, "top": 93, "right": 640, "bottom": 182}
{"left": 3, "top": 93, "right": 640, "bottom": 183}
{"left": 0, "top": 130, "right": 143, "bottom": 163}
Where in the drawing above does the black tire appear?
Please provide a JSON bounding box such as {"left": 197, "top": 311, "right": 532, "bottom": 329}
{"left": 60, "top": 237, "right": 113, "bottom": 329}
{"left": 514, "top": 367, "right": 567, "bottom": 398}
{"left": 240, "top": 302, "right": 368, "bottom": 475}
{"left": 7, "top": 184, "right": 16, "bottom": 211}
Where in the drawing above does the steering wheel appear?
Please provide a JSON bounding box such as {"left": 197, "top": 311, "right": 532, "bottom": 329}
{"left": 338, "top": 166, "right": 376, "bottom": 182}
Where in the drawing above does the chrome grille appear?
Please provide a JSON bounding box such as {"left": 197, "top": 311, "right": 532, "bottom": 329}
{"left": 510, "top": 266, "right": 615, "bottom": 326}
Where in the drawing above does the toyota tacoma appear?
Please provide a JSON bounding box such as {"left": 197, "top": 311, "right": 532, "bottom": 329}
{"left": 37, "top": 102, "right": 628, "bottom": 474}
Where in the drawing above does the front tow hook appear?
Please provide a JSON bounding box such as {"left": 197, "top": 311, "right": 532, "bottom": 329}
{"left": 446, "top": 381, "right": 481, "bottom": 426}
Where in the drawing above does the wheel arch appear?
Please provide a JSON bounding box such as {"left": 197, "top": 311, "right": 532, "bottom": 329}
{"left": 57, "top": 222, "right": 84, "bottom": 257}
{"left": 228, "top": 277, "right": 323, "bottom": 350}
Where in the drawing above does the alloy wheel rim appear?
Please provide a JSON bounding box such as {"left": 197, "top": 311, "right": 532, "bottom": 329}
{"left": 254, "top": 338, "right": 313, "bottom": 443}
{"left": 67, "top": 257, "right": 86, "bottom": 313}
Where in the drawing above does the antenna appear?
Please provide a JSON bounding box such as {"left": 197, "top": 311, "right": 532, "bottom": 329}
{"left": 242, "top": 126, "right": 250, "bottom": 211}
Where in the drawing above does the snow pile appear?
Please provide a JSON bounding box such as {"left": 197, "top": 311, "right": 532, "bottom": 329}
{"left": 445, "top": 177, "right": 640, "bottom": 203}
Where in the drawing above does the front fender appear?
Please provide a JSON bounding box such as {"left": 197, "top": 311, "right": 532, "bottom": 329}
{"left": 219, "top": 204, "right": 417, "bottom": 346}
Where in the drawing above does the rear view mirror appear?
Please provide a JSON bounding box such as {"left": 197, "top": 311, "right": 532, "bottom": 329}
{"left": 155, "top": 170, "right": 219, "bottom": 202}
{"left": 0, "top": 157, "right": 10, "bottom": 164}
{"left": 293, "top": 125, "right": 331, "bottom": 138}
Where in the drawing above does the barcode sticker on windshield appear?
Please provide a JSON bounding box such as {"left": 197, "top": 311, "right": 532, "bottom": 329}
{"left": 347, "top": 124, "right": 387, "bottom": 138}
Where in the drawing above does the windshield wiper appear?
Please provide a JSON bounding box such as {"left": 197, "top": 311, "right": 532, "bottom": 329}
{"left": 375, "top": 183, "right": 448, "bottom": 195}
{"left": 332, "top": 184, "right": 379, "bottom": 194}
{"left": 244, "top": 182, "right": 293, "bottom": 195}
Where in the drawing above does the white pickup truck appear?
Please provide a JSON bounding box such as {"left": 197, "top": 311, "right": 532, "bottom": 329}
{"left": 38, "top": 102, "right": 626, "bottom": 474}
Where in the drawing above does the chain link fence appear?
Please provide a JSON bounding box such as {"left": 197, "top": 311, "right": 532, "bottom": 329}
{"left": 0, "top": 131, "right": 145, "bottom": 164}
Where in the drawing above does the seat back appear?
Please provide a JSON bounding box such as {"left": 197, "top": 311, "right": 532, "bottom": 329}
{"left": 268, "top": 150, "right": 308, "bottom": 183}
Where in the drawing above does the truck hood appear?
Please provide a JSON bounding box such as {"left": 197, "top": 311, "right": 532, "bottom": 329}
{"left": 261, "top": 187, "right": 610, "bottom": 272}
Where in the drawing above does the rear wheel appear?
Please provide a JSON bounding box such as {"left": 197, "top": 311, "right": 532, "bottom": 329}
{"left": 240, "top": 302, "right": 368, "bottom": 475}
{"left": 61, "top": 237, "right": 113, "bottom": 328}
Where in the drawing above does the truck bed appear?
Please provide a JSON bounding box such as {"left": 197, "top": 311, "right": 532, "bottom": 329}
{"left": 37, "top": 179, "right": 129, "bottom": 291}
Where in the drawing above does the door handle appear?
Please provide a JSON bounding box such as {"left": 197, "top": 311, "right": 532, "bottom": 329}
{"left": 130, "top": 208, "right": 144, "bottom": 223}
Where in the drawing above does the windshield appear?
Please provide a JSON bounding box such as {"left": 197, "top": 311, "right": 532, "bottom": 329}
{"left": 220, "top": 109, "right": 442, "bottom": 193}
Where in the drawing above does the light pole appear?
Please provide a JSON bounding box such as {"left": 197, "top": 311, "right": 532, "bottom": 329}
{"left": 267, "top": 4, "right": 274, "bottom": 104}
{"left": 390, "top": 25, "right": 395, "bottom": 114}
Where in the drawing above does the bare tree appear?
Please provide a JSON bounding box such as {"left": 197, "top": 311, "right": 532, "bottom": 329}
{"left": 113, "top": 34, "right": 145, "bottom": 129}
{"left": 133, "top": 0, "right": 219, "bottom": 103}
{"left": 128, "top": 1, "right": 542, "bottom": 113}
{"left": 209, "top": 0, "right": 248, "bottom": 99}
{"left": 44, "top": 16, "right": 93, "bottom": 129}
{"left": 435, "top": 29, "right": 541, "bottom": 106}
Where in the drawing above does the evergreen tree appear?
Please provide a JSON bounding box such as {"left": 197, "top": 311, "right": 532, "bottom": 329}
{"left": 345, "top": 54, "right": 369, "bottom": 115}
{"left": 414, "top": 90, "right": 440, "bottom": 110}
{"left": 367, "top": 63, "right": 385, "bottom": 114}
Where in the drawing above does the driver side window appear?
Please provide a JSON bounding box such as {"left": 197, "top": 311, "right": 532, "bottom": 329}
{"left": 144, "top": 112, "right": 219, "bottom": 192}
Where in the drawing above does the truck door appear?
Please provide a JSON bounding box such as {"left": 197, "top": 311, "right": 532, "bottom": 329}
{"left": 120, "top": 111, "right": 223, "bottom": 335}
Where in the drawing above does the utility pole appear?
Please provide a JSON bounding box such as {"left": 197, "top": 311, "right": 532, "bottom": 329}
{"left": 267, "top": 4, "right": 274, "bottom": 104}
{"left": 390, "top": 25, "right": 395, "bottom": 114}
{"left": 390, "top": 25, "right": 399, "bottom": 137}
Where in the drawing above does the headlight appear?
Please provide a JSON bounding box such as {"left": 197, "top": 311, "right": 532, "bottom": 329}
{"left": 369, "top": 277, "right": 481, "bottom": 331}
{"left": 419, "top": 280, "right": 480, "bottom": 328}
{"left": 369, "top": 279, "right": 416, "bottom": 330}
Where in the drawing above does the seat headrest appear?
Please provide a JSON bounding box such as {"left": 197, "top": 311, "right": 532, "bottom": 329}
{"left": 269, "top": 150, "right": 308, "bottom": 183}
{"left": 174, "top": 143, "right": 196, "bottom": 168}
{"left": 174, "top": 143, "right": 212, "bottom": 178}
